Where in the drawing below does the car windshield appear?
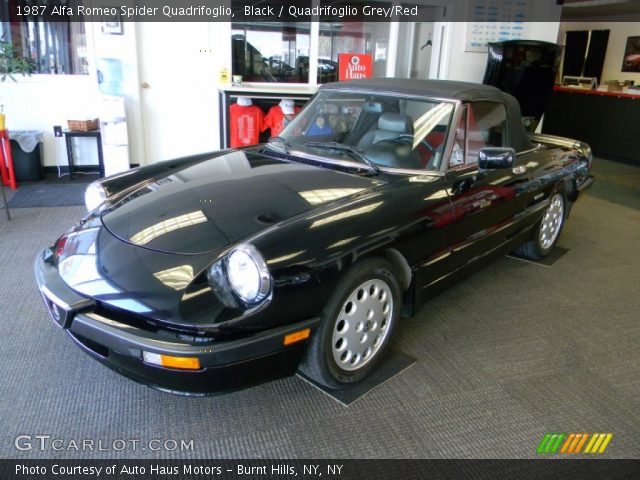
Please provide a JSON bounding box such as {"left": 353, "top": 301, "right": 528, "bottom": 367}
{"left": 271, "top": 91, "right": 455, "bottom": 172}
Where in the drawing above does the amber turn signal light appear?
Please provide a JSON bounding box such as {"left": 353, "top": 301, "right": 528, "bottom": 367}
{"left": 142, "top": 352, "right": 201, "bottom": 370}
{"left": 283, "top": 328, "right": 311, "bottom": 346}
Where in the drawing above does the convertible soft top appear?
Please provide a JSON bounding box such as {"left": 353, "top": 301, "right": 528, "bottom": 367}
{"left": 321, "top": 78, "right": 533, "bottom": 152}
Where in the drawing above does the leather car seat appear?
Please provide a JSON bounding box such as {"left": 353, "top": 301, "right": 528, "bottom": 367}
{"left": 357, "top": 113, "right": 414, "bottom": 150}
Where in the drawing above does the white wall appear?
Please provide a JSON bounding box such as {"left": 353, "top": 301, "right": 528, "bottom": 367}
{"left": 0, "top": 21, "right": 146, "bottom": 170}
{"left": 1, "top": 74, "right": 101, "bottom": 168}
{"left": 90, "top": 21, "right": 145, "bottom": 167}
{"left": 442, "top": 22, "right": 562, "bottom": 82}
{"left": 396, "top": 23, "right": 435, "bottom": 79}
{"left": 558, "top": 19, "right": 640, "bottom": 84}
{"left": 0, "top": 23, "right": 231, "bottom": 172}
{"left": 437, "top": 1, "right": 562, "bottom": 82}
{"left": 135, "top": 22, "right": 227, "bottom": 164}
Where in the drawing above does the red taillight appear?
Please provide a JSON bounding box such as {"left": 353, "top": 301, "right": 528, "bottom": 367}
{"left": 54, "top": 235, "right": 68, "bottom": 258}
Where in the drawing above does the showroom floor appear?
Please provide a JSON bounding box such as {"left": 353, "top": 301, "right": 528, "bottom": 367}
{"left": 0, "top": 159, "right": 638, "bottom": 459}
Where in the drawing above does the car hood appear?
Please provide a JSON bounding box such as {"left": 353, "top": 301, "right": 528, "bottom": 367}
{"left": 101, "top": 149, "right": 381, "bottom": 254}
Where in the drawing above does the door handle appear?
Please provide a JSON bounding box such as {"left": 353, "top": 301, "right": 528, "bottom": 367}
{"left": 452, "top": 177, "right": 475, "bottom": 195}
{"left": 140, "top": 81, "right": 150, "bottom": 89}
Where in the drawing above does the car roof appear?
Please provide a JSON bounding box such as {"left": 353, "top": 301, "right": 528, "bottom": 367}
{"left": 319, "top": 78, "right": 534, "bottom": 153}
{"left": 320, "top": 78, "right": 506, "bottom": 103}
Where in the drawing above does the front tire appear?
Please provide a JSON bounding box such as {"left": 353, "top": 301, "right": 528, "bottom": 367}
{"left": 299, "top": 257, "right": 401, "bottom": 389}
{"left": 516, "top": 191, "right": 566, "bottom": 259}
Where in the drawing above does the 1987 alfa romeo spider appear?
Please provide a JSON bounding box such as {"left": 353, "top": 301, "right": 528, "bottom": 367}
{"left": 36, "top": 79, "right": 593, "bottom": 394}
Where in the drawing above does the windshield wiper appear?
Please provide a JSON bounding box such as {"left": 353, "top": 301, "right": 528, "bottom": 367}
{"left": 304, "top": 141, "right": 380, "bottom": 174}
{"left": 266, "top": 136, "right": 292, "bottom": 154}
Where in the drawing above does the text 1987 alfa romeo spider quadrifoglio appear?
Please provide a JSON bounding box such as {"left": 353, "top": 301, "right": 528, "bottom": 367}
{"left": 36, "top": 79, "right": 593, "bottom": 394}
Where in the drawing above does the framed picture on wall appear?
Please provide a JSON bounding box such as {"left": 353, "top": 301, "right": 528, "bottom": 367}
{"left": 101, "top": 16, "right": 123, "bottom": 35}
{"left": 621, "top": 36, "right": 640, "bottom": 72}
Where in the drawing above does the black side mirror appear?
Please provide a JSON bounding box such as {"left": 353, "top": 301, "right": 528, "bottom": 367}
{"left": 478, "top": 147, "right": 516, "bottom": 170}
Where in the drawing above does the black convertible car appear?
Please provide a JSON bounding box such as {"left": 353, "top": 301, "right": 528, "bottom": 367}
{"left": 36, "top": 79, "right": 593, "bottom": 395}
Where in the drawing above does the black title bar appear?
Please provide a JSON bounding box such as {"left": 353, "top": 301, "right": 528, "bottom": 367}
{"left": 1, "top": 459, "right": 640, "bottom": 480}
{"left": 6, "top": 0, "right": 638, "bottom": 23}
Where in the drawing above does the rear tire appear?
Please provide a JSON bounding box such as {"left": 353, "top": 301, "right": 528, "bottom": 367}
{"left": 299, "top": 257, "right": 401, "bottom": 389}
{"left": 516, "top": 190, "right": 567, "bottom": 259}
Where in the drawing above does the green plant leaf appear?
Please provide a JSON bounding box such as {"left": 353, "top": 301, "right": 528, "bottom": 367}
{"left": 0, "top": 36, "right": 34, "bottom": 81}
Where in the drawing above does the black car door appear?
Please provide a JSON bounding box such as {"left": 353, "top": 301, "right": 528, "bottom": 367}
{"left": 445, "top": 101, "right": 530, "bottom": 271}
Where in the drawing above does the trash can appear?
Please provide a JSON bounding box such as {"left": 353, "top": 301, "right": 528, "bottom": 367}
{"left": 9, "top": 130, "right": 44, "bottom": 181}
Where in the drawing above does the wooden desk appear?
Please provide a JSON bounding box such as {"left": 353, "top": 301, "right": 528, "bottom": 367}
{"left": 63, "top": 129, "right": 104, "bottom": 179}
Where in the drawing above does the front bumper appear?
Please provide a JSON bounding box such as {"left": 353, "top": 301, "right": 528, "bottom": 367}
{"left": 576, "top": 174, "right": 594, "bottom": 192}
{"left": 35, "top": 252, "right": 319, "bottom": 395}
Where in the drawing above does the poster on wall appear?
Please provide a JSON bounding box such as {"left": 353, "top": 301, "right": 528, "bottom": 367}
{"left": 338, "top": 54, "right": 373, "bottom": 81}
{"left": 101, "top": 14, "right": 123, "bottom": 35}
{"left": 465, "top": 0, "right": 531, "bottom": 52}
{"left": 621, "top": 36, "right": 640, "bottom": 72}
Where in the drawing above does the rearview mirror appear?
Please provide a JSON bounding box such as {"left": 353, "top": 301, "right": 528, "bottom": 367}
{"left": 478, "top": 148, "right": 516, "bottom": 170}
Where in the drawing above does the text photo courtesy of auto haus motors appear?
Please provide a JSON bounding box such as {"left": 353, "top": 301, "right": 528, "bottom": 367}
{"left": 1, "top": 0, "right": 639, "bottom": 476}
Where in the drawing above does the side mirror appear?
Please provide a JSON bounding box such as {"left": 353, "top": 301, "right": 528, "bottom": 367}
{"left": 478, "top": 147, "right": 516, "bottom": 170}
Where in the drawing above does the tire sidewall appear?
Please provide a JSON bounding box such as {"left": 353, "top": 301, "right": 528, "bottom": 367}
{"left": 318, "top": 258, "right": 402, "bottom": 387}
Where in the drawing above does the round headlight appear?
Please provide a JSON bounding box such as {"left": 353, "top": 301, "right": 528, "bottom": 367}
{"left": 84, "top": 181, "right": 107, "bottom": 212}
{"left": 225, "top": 244, "right": 271, "bottom": 304}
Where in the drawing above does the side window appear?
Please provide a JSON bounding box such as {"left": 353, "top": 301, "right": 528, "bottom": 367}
{"left": 448, "top": 102, "right": 507, "bottom": 170}
{"left": 469, "top": 102, "right": 507, "bottom": 147}
{"left": 410, "top": 102, "right": 454, "bottom": 171}
{"left": 449, "top": 106, "right": 467, "bottom": 168}
{"left": 467, "top": 102, "right": 508, "bottom": 161}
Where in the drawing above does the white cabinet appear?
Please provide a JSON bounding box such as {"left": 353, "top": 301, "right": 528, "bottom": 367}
{"left": 99, "top": 94, "right": 130, "bottom": 177}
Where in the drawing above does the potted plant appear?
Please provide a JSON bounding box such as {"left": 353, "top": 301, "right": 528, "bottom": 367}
{"left": 0, "top": 37, "right": 36, "bottom": 82}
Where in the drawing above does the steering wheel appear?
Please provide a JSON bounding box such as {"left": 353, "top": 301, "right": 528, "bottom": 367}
{"left": 384, "top": 134, "right": 436, "bottom": 155}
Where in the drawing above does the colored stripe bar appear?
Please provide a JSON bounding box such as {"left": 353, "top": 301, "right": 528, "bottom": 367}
{"left": 598, "top": 434, "right": 613, "bottom": 453}
{"left": 547, "top": 434, "right": 566, "bottom": 453}
{"left": 537, "top": 434, "right": 553, "bottom": 454}
{"left": 574, "top": 433, "right": 589, "bottom": 453}
{"left": 585, "top": 433, "right": 614, "bottom": 454}
{"left": 584, "top": 433, "right": 599, "bottom": 453}
{"left": 542, "top": 432, "right": 612, "bottom": 455}
{"left": 560, "top": 434, "right": 575, "bottom": 454}
{"left": 590, "top": 434, "right": 606, "bottom": 453}
{"left": 544, "top": 434, "right": 559, "bottom": 453}
{"left": 567, "top": 433, "right": 583, "bottom": 454}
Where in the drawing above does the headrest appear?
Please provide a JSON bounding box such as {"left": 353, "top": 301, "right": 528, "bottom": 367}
{"left": 377, "top": 113, "right": 413, "bottom": 133}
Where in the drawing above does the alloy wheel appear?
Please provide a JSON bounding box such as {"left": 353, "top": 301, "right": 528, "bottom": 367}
{"left": 331, "top": 279, "right": 394, "bottom": 372}
{"left": 539, "top": 193, "right": 564, "bottom": 250}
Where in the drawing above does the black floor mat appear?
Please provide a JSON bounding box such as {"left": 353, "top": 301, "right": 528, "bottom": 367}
{"left": 7, "top": 179, "right": 92, "bottom": 208}
{"left": 507, "top": 246, "right": 569, "bottom": 267}
{"left": 297, "top": 349, "right": 416, "bottom": 406}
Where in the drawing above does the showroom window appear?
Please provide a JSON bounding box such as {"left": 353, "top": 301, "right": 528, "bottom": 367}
{"left": 230, "top": 0, "right": 394, "bottom": 84}
{"left": 317, "top": 22, "right": 390, "bottom": 83}
{"left": 231, "top": 21, "right": 311, "bottom": 83}
{"left": 1, "top": 2, "right": 88, "bottom": 75}
{"left": 231, "top": 4, "right": 312, "bottom": 84}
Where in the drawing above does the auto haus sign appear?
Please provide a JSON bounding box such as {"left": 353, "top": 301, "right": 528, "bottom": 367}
{"left": 338, "top": 54, "right": 373, "bottom": 81}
